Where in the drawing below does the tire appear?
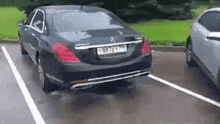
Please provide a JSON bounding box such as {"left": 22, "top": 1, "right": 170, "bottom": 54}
{"left": 186, "top": 36, "right": 197, "bottom": 67}
{"left": 20, "top": 43, "right": 28, "bottom": 55}
{"left": 37, "top": 55, "right": 58, "bottom": 93}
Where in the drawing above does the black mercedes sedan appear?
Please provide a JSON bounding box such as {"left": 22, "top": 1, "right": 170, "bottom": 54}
{"left": 18, "top": 5, "right": 152, "bottom": 93}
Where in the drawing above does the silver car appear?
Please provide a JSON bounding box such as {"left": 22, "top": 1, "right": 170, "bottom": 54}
{"left": 186, "top": 7, "right": 220, "bottom": 88}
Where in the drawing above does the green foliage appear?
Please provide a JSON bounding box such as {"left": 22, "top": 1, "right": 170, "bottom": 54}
{"left": 173, "top": 41, "right": 186, "bottom": 46}
{"left": 130, "top": 20, "right": 193, "bottom": 46}
{"left": 157, "top": 0, "right": 191, "bottom": 5}
{"left": 148, "top": 41, "right": 186, "bottom": 46}
{"left": 0, "top": 7, "right": 26, "bottom": 40}
{"left": 14, "top": 0, "right": 194, "bottom": 21}
{"left": 192, "top": 5, "right": 208, "bottom": 17}
{"left": 118, "top": 0, "right": 194, "bottom": 22}
{"left": 0, "top": 0, "right": 14, "bottom": 6}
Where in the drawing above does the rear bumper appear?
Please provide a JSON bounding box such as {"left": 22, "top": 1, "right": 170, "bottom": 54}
{"left": 46, "top": 69, "right": 149, "bottom": 90}
{"left": 70, "top": 69, "right": 149, "bottom": 90}
{"left": 45, "top": 54, "right": 152, "bottom": 90}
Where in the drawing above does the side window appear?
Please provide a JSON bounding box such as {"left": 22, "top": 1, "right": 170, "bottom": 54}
{"left": 198, "top": 11, "right": 220, "bottom": 32}
{"left": 198, "top": 12, "right": 211, "bottom": 29}
{"left": 31, "top": 10, "right": 44, "bottom": 32}
{"left": 25, "top": 11, "right": 35, "bottom": 25}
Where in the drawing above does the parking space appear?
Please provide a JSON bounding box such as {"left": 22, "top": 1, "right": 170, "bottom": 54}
{"left": 0, "top": 44, "right": 35, "bottom": 124}
{"left": 1, "top": 44, "right": 220, "bottom": 124}
{"left": 151, "top": 51, "right": 220, "bottom": 102}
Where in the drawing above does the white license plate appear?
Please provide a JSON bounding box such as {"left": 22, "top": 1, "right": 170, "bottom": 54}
{"left": 97, "top": 45, "right": 127, "bottom": 55}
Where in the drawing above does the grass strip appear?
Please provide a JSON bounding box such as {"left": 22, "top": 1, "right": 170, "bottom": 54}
{"left": 0, "top": 7, "right": 26, "bottom": 40}
{"left": 130, "top": 20, "right": 193, "bottom": 44}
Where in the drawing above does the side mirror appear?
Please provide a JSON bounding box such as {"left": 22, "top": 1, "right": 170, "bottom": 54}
{"left": 17, "top": 22, "right": 23, "bottom": 26}
{"left": 17, "top": 18, "right": 27, "bottom": 26}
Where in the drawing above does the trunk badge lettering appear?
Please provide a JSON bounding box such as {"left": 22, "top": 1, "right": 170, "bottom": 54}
{"left": 118, "top": 31, "right": 123, "bottom": 35}
{"left": 110, "top": 37, "right": 116, "bottom": 42}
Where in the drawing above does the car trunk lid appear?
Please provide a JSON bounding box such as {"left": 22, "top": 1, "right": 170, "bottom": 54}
{"left": 57, "top": 28, "right": 143, "bottom": 65}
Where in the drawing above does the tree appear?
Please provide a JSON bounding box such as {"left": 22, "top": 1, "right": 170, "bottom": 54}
{"left": 14, "top": 0, "right": 194, "bottom": 22}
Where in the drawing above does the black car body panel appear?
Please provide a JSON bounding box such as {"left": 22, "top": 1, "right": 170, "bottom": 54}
{"left": 18, "top": 5, "right": 152, "bottom": 90}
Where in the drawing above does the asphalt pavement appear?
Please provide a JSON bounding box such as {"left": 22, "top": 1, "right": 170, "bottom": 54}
{"left": 0, "top": 43, "right": 220, "bottom": 124}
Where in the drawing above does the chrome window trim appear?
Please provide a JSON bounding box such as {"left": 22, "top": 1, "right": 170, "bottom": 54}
{"left": 29, "top": 10, "right": 37, "bottom": 26}
{"left": 74, "top": 40, "right": 142, "bottom": 50}
{"left": 29, "top": 9, "right": 46, "bottom": 34}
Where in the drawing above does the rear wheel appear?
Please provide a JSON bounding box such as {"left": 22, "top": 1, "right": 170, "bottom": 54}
{"left": 20, "top": 43, "right": 27, "bottom": 55}
{"left": 37, "top": 55, "right": 58, "bottom": 93}
{"left": 186, "top": 37, "right": 197, "bottom": 67}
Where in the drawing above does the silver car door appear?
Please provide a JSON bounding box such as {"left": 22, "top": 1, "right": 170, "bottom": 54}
{"left": 193, "top": 11, "right": 218, "bottom": 77}
{"left": 191, "top": 21, "right": 207, "bottom": 65}
{"left": 206, "top": 35, "right": 220, "bottom": 80}
{"left": 202, "top": 11, "right": 220, "bottom": 79}
{"left": 200, "top": 28, "right": 211, "bottom": 75}
{"left": 22, "top": 11, "right": 36, "bottom": 54}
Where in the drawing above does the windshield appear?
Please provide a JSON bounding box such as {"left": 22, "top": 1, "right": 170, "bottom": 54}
{"left": 53, "top": 11, "right": 124, "bottom": 32}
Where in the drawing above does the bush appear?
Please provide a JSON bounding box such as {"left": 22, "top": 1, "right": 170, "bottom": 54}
{"left": 169, "top": 11, "right": 194, "bottom": 20}
{"left": 158, "top": 3, "right": 194, "bottom": 20}
{"left": 149, "top": 41, "right": 186, "bottom": 46}
{"left": 173, "top": 41, "right": 186, "bottom": 46}
{"left": 149, "top": 41, "right": 169, "bottom": 46}
{"left": 14, "top": 0, "right": 194, "bottom": 21}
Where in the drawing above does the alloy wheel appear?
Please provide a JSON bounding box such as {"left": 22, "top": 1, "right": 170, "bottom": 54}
{"left": 186, "top": 44, "right": 192, "bottom": 63}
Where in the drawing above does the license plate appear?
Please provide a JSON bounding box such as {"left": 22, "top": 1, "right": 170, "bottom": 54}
{"left": 97, "top": 45, "right": 127, "bottom": 55}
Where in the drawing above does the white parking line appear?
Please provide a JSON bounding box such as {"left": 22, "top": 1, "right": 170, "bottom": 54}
{"left": 148, "top": 74, "right": 220, "bottom": 108}
{"left": 1, "top": 46, "right": 46, "bottom": 124}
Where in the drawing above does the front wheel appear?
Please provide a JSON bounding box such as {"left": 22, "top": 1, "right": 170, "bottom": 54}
{"left": 186, "top": 43, "right": 197, "bottom": 67}
{"left": 186, "top": 36, "right": 197, "bottom": 67}
{"left": 37, "top": 55, "right": 58, "bottom": 93}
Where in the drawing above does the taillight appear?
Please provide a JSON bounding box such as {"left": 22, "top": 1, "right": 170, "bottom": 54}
{"left": 53, "top": 43, "right": 80, "bottom": 62}
{"left": 142, "top": 39, "right": 151, "bottom": 54}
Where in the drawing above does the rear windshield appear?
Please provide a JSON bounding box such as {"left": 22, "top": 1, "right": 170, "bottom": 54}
{"left": 53, "top": 11, "right": 124, "bottom": 32}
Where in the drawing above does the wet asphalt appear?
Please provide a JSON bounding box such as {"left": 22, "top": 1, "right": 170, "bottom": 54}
{"left": 0, "top": 43, "right": 220, "bottom": 124}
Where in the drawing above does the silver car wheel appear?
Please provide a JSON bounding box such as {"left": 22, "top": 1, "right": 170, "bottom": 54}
{"left": 186, "top": 44, "right": 192, "bottom": 62}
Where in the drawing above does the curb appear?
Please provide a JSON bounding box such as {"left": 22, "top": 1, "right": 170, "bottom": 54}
{"left": 0, "top": 40, "right": 19, "bottom": 44}
{"left": 0, "top": 40, "right": 186, "bottom": 52}
{"left": 150, "top": 45, "right": 185, "bottom": 52}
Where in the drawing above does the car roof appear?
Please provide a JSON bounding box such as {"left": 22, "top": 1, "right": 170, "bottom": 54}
{"left": 200, "top": 7, "right": 220, "bottom": 15}
{"left": 207, "top": 7, "right": 220, "bottom": 12}
{"left": 36, "top": 5, "right": 106, "bottom": 15}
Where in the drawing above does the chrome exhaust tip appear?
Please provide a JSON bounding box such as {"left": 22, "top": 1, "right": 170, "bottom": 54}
{"left": 71, "top": 84, "right": 93, "bottom": 90}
